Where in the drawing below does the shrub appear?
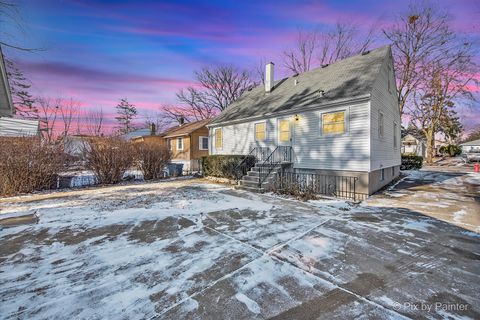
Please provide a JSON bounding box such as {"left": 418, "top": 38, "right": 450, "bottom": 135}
{"left": 0, "top": 137, "right": 64, "bottom": 196}
{"left": 134, "top": 143, "right": 171, "bottom": 180}
{"left": 201, "top": 155, "right": 256, "bottom": 180}
{"left": 439, "top": 144, "right": 462, "bottom": 157}
{"left": 401, "top": 154, "right": 423, "bottom": 170}
{"left": 84, "top": 138, "right": 135, "bottom": 184}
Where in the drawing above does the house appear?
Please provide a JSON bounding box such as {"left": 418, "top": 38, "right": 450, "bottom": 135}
{"left": 63, "top": 134, "right": 95, "bottom": 157}
{"left": 163, "top": 119, "right": 211, "bottom": 172}
{"left": 0, "top": 46, "right": 14, "bottom": 118}
{"left": 0, "top": 46, "right": 40, "bottom": 137}
{"left": 120, "top": 124, "right": 156, "bottom": 141}
{"left": 461, "top": 139, "right": 480, "bottom": 153}
{"left": 208, "top": 45, "right": 400, "bottom": 198}
{"left": 131, "top": 124, "right": 167, "bottom": 147}
{"left": 401, "top": 134, "right": 426, "bottom": 157}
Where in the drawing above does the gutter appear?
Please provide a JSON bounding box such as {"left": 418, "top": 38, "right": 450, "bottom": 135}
{"left": 206, "top": 94, "right": 371, "bottom": 128}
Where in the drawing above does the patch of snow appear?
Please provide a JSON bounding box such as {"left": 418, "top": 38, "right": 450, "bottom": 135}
{"left": 235, "top": 293, "right": 261, "bottom": 314}
{"left": 453, "top": 210, "right": 466, "bottom": 222}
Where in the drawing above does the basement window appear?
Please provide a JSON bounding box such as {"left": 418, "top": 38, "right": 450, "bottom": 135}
{"left": 381, "top": 168, "right": 385, "bottom": 181}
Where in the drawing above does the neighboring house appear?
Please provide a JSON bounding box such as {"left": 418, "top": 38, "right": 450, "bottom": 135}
{"left": 131, "top": 124, "right": 167, "bottom": 147}
{"left": 461, "top": 139, "right": 480, "bottom": 153}
{"left": 0, "top": 46, "right": 14, "bottom": 118}
{"left": 401, "top": 134, "right": 426, "bottom": 157}
{"left": 63, "top": 135, "right": 94, "bottom": 157}
{"left": 163, "top": 119, "right": 211, "bottom": 171}
{"left": 120, "top": 127, "right": 154, "bottom": 141}
{"left": 0, "top": 46, "right": 40, "bottom": 137}
{"left": 208, "top": 45, "right": 401, "bottom": 197}
{"left": 0, "top": 117, "right": 40, "bottom": 137}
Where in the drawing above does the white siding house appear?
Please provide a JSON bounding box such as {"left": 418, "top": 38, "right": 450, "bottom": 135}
{"left": 208, "top": 46, "right": 400, "bottom": 197}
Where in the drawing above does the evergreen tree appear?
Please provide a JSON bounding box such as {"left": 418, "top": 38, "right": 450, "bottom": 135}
{"left": 115, "top": 98, "right": 137, "bottom": 134}
{"left": 5, "top": 58, "right": 37, "bottom": 118}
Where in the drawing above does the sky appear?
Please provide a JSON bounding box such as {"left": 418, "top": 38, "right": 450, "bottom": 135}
{"left": 3, "top": 0, "right": 480, "bottom": 131}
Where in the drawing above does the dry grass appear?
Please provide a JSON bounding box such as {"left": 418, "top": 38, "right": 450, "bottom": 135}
{"left": 0, "top": 137, "right": 64, "bottom": 196}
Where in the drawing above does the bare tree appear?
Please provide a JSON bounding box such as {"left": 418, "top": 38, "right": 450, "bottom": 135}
{"left": 85, "top": 108, "right": 105, "bottom": 136}
{"left": 37, "top": 97, "right": 61, "bottom": 143}
{"left": 252, "top": 57, "right": 267, "bottom": 85}
{"left": 167, "top": 65, "right": 253, "bottom": 123}
{"left": 0, "top": 1, "right": 39, "bottom": 51}
{"left": 4, "top": 58, "right": 37, "bottom": 118}
{"left": 409, "top": 39, "right": 478, "bottom": 164}
{"left": 59, "top": 98, "right": 80, "bottom": 137}
{"left": 283, "top": 22, "right": 375, "bottom": 75}
{"left": 283, "top": 30, "right": 317, "bottom": 74}
{"left": 384, "top": 4, "right": 454, "bottom": 116}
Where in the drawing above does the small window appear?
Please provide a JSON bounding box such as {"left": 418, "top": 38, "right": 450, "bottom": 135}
{"left": 215, "top": 128, "right": 222, "bottom": 149}
{"left": 391, "top": 166, "right": 395, "bottom": 176}
{"left": 393, "top": 122, "right": 398, "bottom": 149}
{"left": 255, "top": 122, "right": 266, "bottom": 141}
{"left": 322, "top": 111, "right": 345, "bottom": 135}
{"left": 177, "top": 137, "right": 183, "bottom": 150}
{"left": 378, "top": 111, "right": 384, "bottom": 139}
{"left": 381, "top": 168, "right": 385, "bottom": 181}
{"left": 199, "top": 136, "right": 208, "bottom": 150}
{"left": 279, "top": 119, "right": 290, "bottom": 142}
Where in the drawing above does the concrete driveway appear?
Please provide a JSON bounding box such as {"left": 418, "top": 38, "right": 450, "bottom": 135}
{"left": 366, "top": 169, "right": 480, "bottom": 232}
{"left": 0, "top": 177, "right": 479, "bottom": 319}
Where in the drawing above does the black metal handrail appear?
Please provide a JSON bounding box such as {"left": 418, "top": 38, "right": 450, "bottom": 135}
{"left": 233, "top": 147, "right": 271, "bottom": 180}
{"left": 258, "top": 146, "right": 293, "bottom": 187}
{"left": 274, "top": 172, "right": 360, "bottom": 201}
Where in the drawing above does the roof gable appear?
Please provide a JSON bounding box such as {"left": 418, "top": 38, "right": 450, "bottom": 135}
{"left": 162, "top": 118, "right": 211, "bottom": 138}
{"left": 211, "top": 45, "right": 390, "bottom": 125}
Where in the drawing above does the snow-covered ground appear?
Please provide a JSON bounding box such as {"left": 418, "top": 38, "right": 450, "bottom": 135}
{"left": 0, "top": 177, "right": 479, "bottom": 319}
{"left": 366, "top": 170, "right": 480, "bottom": 232}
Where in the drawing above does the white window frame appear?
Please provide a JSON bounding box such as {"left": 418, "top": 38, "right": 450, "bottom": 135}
{"left": 320, "top": 109, "right": 348, "bottom": 136}
{"left": 277, "top": 117, "right": 291, "bottom": 145}
{"left": 214, "top": 128, "right": 223, "bottom": 150}
{"left": 254, "top": 121, "right": 267, "bottom": 142}
{"left": 176, "top": 137, "right": 184, "bottom": 151}
{"left": 199, "top": 136, "right": 209, "bottom": 150}
{"left": 378, "top": 111, "right": 384, "bottom": 139}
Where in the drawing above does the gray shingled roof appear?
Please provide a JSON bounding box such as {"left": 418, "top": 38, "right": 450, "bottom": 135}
{"left": 211, "top": 45, "right": 390, "bottom": 125}
{"left": 461, "top": 139, "right": 480, "bottom": 146}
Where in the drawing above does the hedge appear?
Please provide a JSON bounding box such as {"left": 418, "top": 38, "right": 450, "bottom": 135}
{"left": 439, "top": 144, "right": 462, "bottom": 157}
{"left": 401, "top": 154, "right": 423, "bottom": 170}
{"left": 201, "top": 155, "right": 256, "bottom": 180}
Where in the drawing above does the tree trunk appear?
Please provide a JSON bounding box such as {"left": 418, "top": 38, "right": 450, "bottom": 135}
{"left": 425, "top": 129, "right": 435, "bottom": 165}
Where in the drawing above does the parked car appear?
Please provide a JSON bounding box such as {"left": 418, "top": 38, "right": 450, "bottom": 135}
{"left": 465, "top": 151, "right": 480, "bottom": 163}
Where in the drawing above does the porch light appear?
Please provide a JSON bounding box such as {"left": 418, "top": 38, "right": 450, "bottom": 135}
{"left": 293, "top": 114, "right": 300, "bottom": 121}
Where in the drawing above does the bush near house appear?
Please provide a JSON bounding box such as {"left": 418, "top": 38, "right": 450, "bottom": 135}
{"left": 201, "top": 155, "right": 256, "bottom": 180}
{"left": 84, "top": 138, "right": 135, "bottom": 184}
{"left": 401, "top": 154, "right": 423, "bottom": 170}
{"left": 0, "top": 137, "right": 64, "bottom": 196}
{"left": 134, "top": 143, "right": 171, "bottom": 180}
{"left": 439, "top": 144, "right": 462, "bottom": 157}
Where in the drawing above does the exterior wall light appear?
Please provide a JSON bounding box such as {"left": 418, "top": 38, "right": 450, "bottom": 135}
{"left": 293, "top": 114, "right": 300, "bottom": 121}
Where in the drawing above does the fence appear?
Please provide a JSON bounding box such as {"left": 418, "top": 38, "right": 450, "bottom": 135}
{"left": 274, "top": 172, "right": 361, "bottom": 201}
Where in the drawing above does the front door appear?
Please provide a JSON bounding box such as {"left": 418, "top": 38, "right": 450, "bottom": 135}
{"left": 278, "top": 118, "right": 292, "bottom": 146}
